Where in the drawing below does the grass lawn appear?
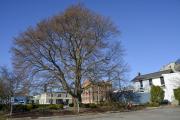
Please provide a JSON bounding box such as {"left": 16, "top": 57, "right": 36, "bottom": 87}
{"left": 0, "top": 113, "right": 7, "bottom": 120}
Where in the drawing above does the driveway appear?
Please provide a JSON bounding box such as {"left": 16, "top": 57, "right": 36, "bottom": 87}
{"left": 11, "top": 106, "right": 180, "bottom": 120}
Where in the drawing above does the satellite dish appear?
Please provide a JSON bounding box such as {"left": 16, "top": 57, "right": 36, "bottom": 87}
{"left": 174, "top": 59, "right": 180, "bottom": 72}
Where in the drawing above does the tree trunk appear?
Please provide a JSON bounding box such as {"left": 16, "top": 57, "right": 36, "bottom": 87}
{"left": 72, "top": 87, "right": 82, "bottom": 113}
{"left": 73, "top": 97, "right": 80, "bottom": 113}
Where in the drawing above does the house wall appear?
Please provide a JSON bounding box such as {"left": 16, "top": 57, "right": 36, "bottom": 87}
{"left": 133, "top": 82, "right": 140, "bottom": 91}
{"left": 38, "top": 93, "right": 47, "bottom": 104}
{"left": 133, "top": 80, "right": 151, "bottom": 92}
{"left": 163, "top": 72, "right": 180, "bottom": 102}
{"left": 34, "top": 92, "right": 72, "bottom": 105}
{"left": 152, "top": 78, "right": 161, "bottom": 86}
{"left": 82, "top": 84, "right": 112, "bottom": 104}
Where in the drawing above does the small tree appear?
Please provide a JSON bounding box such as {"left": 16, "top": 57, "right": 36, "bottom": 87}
{"left": 174, "top": 87, "right": 180, "bottom": 105}
{"left": 150, "top": 85, "right": 164, "bottom": 104}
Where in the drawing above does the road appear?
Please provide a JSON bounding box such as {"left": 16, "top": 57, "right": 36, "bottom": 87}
{"left": 11, "top": 106, "right": 180, "bottom": 120}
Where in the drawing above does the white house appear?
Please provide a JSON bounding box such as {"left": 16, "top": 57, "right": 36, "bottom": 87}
{"left": 132, "top": 60, "right": 180, "bottom": 103}
{"left": 33, "top": 92, "right": 73, "bottom": 105}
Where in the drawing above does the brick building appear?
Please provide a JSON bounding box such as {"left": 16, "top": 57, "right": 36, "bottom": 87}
{"left": 81, "top": 80, "right": 112, "bottom": 104}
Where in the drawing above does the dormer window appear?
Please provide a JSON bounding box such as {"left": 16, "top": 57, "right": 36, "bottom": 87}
{"left": 160, "top": 77, "right": 165, "bottom": 86}
{"left": 140, "top": 80, "right": 143, "bottom": 88}
{"left": 149, "top": 79, "right": 152, "bottom": 86}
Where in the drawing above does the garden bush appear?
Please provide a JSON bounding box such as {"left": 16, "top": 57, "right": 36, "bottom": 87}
{"left": 69, "top": 103, "right": 74, "bottom": 107}
{"left": 80, "top": 103, "right": 90, "bottom": 108}
{"left": 150, "top": 85, "right": 164, "bottom": 104}
{"left": 13, "top": 105, "right": 27, "bottom": 112}
{"left": 79, "top": 103, "right": 97, "bottom": 108}
{"left": 26, "top": 104, "right": 33, "bottom": 111}
{"left": 147, "top": 102, "right": 159, "bottom": 107}
{"left": 0, "top": 104, "right": 9, "bottom": 111}
{"left": 49, "top": 104, "right": 57, "bottom": 109}
{"left": 89, "top": 103, "right": 97, "bottom": 108}
{"left": 48, "top": 104, "right": 58, "bottom": 110}
{"left": 174, "top": 87, "right": 180, "bottom": 105}
{"left": 32, "top": 104, "right": 39, "bottom": 109}
{"left": 58, "top": 104, "right": 64, "bottom": 109}
{"left": 48, "top": 104, "right": 64, "bottom": 110}
{"left": 13, "top": 104, "right": 64, "bottom": 112}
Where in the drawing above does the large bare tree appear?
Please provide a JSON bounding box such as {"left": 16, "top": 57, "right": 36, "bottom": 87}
{"left": 12, "top": 4, "right": 126, "bottom": 105}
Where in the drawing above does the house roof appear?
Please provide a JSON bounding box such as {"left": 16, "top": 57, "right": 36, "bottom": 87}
{"left": 82, "top": 80, "right": 111, "bottom": 88}
{"left": 131, "top": 69, "right": 173, "bottom": 82}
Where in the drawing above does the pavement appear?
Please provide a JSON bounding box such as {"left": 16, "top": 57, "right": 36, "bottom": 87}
{"left": 10, "top": 106, "right": 180, "bottom": 120}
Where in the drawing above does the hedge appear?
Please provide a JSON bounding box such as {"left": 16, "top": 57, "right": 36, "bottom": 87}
{"left": 174, "top": 87, "right": 180, "bottom": 105}
{"left": 12, "top": 104, "right": 64, "bottom": 112}
{"left": 150, "top": 85, "right": 164, "bottom": 104}
{"left": 48, "top": 104, "right": 63, "bottom": 109}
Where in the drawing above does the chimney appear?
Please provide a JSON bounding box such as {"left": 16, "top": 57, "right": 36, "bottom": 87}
{"left": 138, "top": 72, "right": 141, "bottom": 76}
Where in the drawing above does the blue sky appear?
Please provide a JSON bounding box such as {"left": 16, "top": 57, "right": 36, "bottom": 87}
{"left": 0, "top": 0, "right": 180, "bottom": 80}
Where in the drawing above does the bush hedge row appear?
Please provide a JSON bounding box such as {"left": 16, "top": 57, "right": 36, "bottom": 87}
{"left": 174, "top": 87, "right": 180, "bottom": 105}
{"left": 10, "top": 104, "right": 64, "bottom": 112}
{"left": 69, "top": 103, "right": 98, "bottom": 108}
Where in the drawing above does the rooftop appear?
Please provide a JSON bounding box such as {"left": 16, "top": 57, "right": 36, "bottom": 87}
{"left": 132, "top": 69, "right": 173, "bottom": 82}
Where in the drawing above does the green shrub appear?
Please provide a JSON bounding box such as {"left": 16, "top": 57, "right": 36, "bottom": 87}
{"left": 58, "top": 104, "right": 63, "bottom": 109}
{"left": 150, "top": 85, "right": 164, "bottom": 104}
{"left": 147, "top": 102, "right": 160, "bottom": 107}
{"left": 13, "top": 105, "right": 27, "bottom": 112}
{"left": 48, "top": 104, "right": 59, "bottom": 110}
{"left": 38, "top": 104, "right": 48, "bottom": 108}
{"left": 84, "top": 104, "right": 90, "bottom": 108}
{"left": 174, "top": 87, "right": 180, "bottom": 105}
{"left": 89, "top": 103, "right": 97, "bottom": 108}
{"left": 32, "top": 104, "right": 39, "bottom": 109}
{"left": 48, "top": 104, "right": 63, "bottom": 110}
{"left": 80, "top": 103, "right": 90, "bottom": 108}
{"left": 79, "top": 103, "right": 97, "bottom": 108}
{"left": 0, "top": 104, "right": 9, "bottom": 111}
{"left": 12, "top": 104, "right": 64, "bottom": 112}
{"left": 98, "top": 101, "right": 105, "bottom": 106}
{"left": 69, "top": 103, "right": 74, "bottom": 107}
{"left": 26, "top": 104, "right": 33, "bottom": 111}
{"left": 98, "top": 101, "right": 113, "bottom": 106}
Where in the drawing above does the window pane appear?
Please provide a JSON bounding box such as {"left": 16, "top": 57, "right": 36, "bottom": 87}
{"left": 160, "top": 77, "right": 165, "bottom": 85}
{"left": 149, "top": 79, "right": 152, "bottom": 86}
{"left": 140, "top": 81, "right": 143, "bottom": 88}
{"left": 58, "top": 94, "right": 61, "bottom": 97}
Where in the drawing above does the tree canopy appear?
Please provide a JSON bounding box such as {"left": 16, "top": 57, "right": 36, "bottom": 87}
{"left": 12, "top": 4, "right": 126, "bottom": 103}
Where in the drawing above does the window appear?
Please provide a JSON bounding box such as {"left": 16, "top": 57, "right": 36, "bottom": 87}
{"left": 140, "top": 80, "right": 143, "bottom": 88}
{"left": 160, "top": 77, "right": 165, "bottom": 86}
{"left": 149, "top": 79, "right": 152, "bottom": 86}
{"left": 65, "top": 99, "right": 69, "bottom": 105}
{"left": 49, "top": 99, "right": 53, "bottom": 104}
{"left": 56, "top": 99, "right": 63, "bottom": 104}
{"left": 57, "top": 94, "right": 61, "bottom": 97}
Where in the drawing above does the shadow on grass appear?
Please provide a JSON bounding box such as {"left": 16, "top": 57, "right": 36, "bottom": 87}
{"left": 9, "top": 105, "right": 146, "bottom": 119}
{"left": 9, "top": 110, "right": 75, "bottom": 119}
